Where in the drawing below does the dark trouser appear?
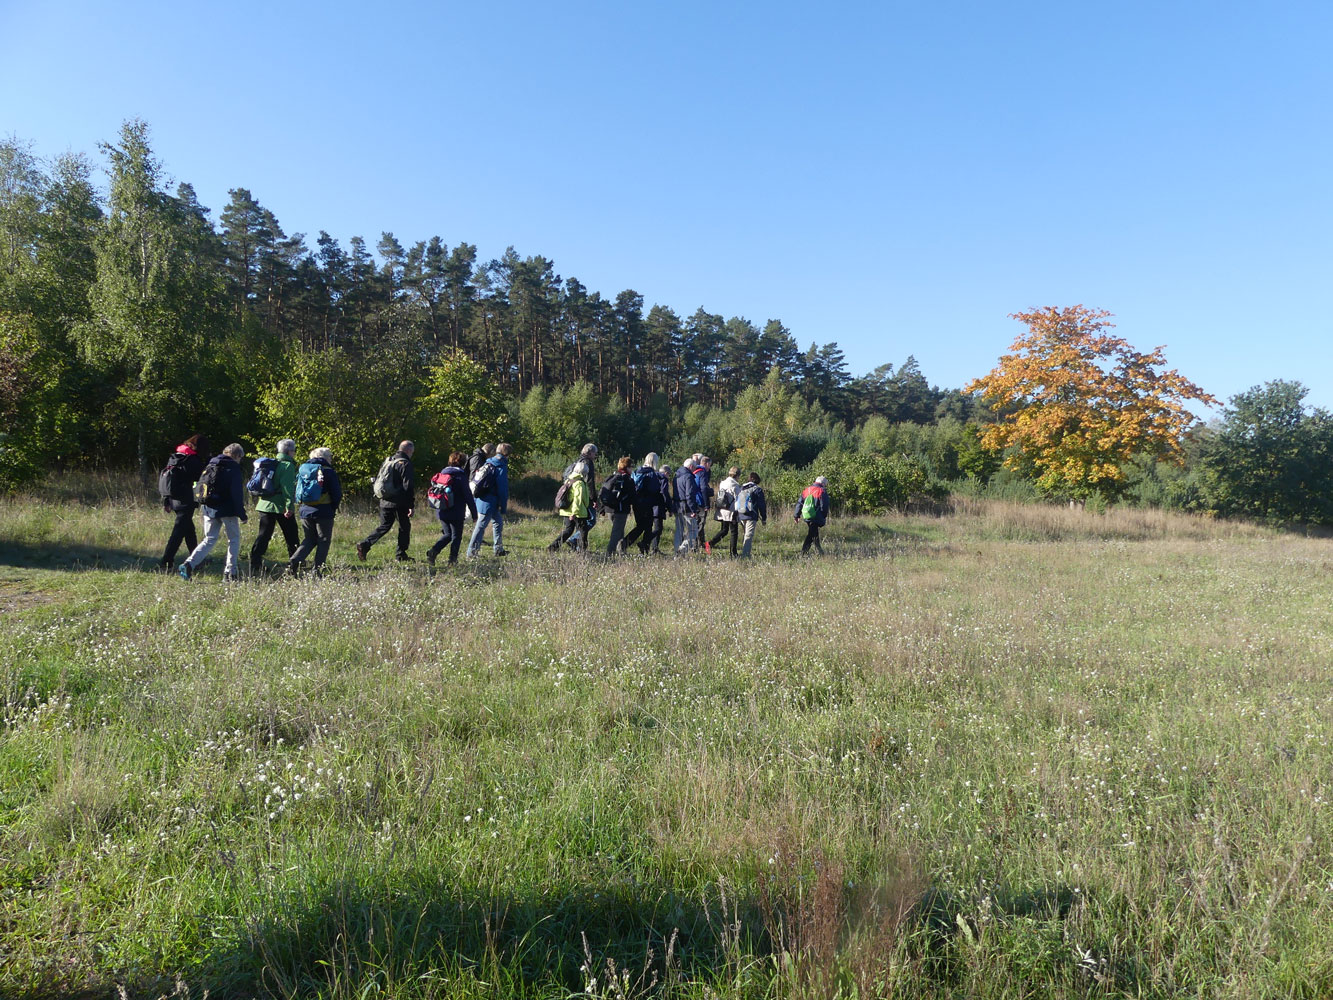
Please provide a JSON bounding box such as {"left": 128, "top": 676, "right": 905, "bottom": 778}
{"left": 162, "top": 506, "right": 197, "bottom": 566}
{"left": 250, "top": 511, "right": 299, "bottom": 570}
{"left": 290, "top": 516, "right": 335, "bottom": 573}
{"left": 801, "top": 522, "right": 823, "bottom": 554}
{"left": 622, "top": 505, "right": 656, "bottom": 554}
{"left": 605, "top": 510, "right": 630, "bottom": 556}
{"left": 361, "top": 504, "right": 411, "bottom": 557}
{"left": 427, "top": 519, "right": 466, "bottom": 563}
{"left": 710, "top": 517, "right": 739, "bottom": 556}
{"left": 549, "top": 516, "right": 589, "bottom": 551}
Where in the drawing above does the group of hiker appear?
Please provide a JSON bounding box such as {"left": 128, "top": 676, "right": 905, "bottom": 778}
{"left": 158, "top": 436, "right": 830, "bottom": 579}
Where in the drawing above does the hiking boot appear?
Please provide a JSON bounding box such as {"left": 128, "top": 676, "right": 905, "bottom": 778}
{"left": 395, "top": 553, "right": 416, "bottom": 563}
{"left": 355, "top": 542, "right": 368, "bottom": 561}
{"left": 178, "top": 562, "right": 192, "bottom": 581}
{"left": 426, "top": 551, "right": 437, "bottom": 568}
{"left": 494, "top": 548, "right": 509, "bottom": 557}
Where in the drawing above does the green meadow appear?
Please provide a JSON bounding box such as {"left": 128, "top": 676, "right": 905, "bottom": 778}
{"left": 3, "top": 485, "right": 1332, "bottom": 999}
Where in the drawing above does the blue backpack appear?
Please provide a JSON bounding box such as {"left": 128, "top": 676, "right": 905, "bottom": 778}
{"left": 295, "top": 462, "right": 327, "bottom": 505}
{"left": 734, "top": 483, "right": 757, "bottom": 517}
{"left": 247, "top": 457, "right": 280, "bottom": 499}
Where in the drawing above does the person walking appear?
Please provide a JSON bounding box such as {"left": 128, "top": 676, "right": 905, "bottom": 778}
{"left": 674, "top": 459, "right": 703, "bottom": 554}
{"left": 622, "top": 452, "right": 665, "bottom": 554}
{"left": 693, "top": 455, "right": 713, "bottom": 542}
{"left": 794, "top": 475, "right": 830, "bottom": 555}
{"left": 157, "top": 434, "right": 209, "bottom": 572}
{"left": 179, "top": 443, "right": 247, "bottom": 582}
{"left": 286, "top": 447, "right": 343, "bottom": 577}
{"left": 357, "top": 441, "right": 416, "bottom": 563}
{"left": 735, "top": 472, "right": 768, "bottom": 558}
{"left": 425, "top": 451, "right": 477, "bottom": 566}
{"left": 652, "top": 464, "right": 672, "bottom": 553}
{"left": 467, "top": 443, "right": 511, "bottom": 558}
{"left": 601, "top": 456, "right": 635, "bottom": 556}
{"left": 248, "top": 439, "right": 300, "bottom": 575}
{"left": 549, "top": 444, "right": 597, "bottom": 552}
{"left": 708, "top": 465, "right": 741, "bottom": 556}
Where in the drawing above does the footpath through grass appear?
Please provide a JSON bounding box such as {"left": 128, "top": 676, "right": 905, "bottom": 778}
{"left": 2, "top": 491, "right": 1332, "bottom": 999}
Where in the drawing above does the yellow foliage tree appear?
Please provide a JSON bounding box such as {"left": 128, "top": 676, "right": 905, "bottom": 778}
{"left": 965, "top": 306, "right": 1216, "bottom": 498}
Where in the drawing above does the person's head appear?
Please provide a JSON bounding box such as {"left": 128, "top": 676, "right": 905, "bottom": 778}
{"left": 643, "top": 452, "right": 659, "bottom": 470}
{"left": 728, "top": 466, "right": 740, "bottom": 478}
{"left": 661, "top": 464, "right": 672, "bottom": 476}
{"left": 703, "top": 457, "right": 713, "bottom": 469}
{"left": 815, "top": 475, "right": 828, "bottom": 487}
{"left": 448, "top": 450, "right": 465, "bottom": 466}
{"left": 277, "top": 438, "right": 297, "bottom": 458}
{"left": 581, "top": 442, "right": 599, "bottom": 461}
{"left": 480, "top": 443, "right": 495, "bottom": 456}
{"left": 311, "top": 447, "right": 333, "bottom": 463}
{"left": 683, "top": 458, "right": 697, "bottom": 471}
{"left": 183, "top": 434, "right": 208, "bottom": 454}
{"left": 399, "top": 440, "right": 415, "bottom": 457}
{"left": 496, "top": 442, "right": 512, "bottom": 457}
{"left": 748, "top": 472, "right": 761, "bottom": 484}
{"left": 617, "top": 455, "right": 631, "bottom": 473}
{"left": 223, "top": 443, "right": 245, "bottom": 461}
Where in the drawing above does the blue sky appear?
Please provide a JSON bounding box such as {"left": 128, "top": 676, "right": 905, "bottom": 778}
{"left": 3, "top": 0, "right": 1329, "bottom": 412}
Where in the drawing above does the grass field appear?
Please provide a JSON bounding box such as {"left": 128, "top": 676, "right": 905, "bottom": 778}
{"left": 2, "top": 483, "right": 1332, "bottom": 999}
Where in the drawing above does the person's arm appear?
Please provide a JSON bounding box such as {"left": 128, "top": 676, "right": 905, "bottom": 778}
{"left": 282, "top": 461, "right": 297, "bottom": 516}
{"left": 328, "top": 469, "right": 343, "bottom": 511}
{"left": 464, "top": 484, "right": 477, "bottom": 521}
{"left": 232, "top": 463, "right": 247, "bottom": 521}
{"left": 498, "top": 467, "right": 509, "bottom": 514}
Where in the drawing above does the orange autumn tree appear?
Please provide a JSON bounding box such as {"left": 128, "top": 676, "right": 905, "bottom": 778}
{"left": 965, "top": 306, "right": 1216, "bottom": 499}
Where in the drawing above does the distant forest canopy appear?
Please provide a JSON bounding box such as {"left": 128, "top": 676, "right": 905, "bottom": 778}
{"left": 0, "top": 121, "right": 970, "bottom": 469}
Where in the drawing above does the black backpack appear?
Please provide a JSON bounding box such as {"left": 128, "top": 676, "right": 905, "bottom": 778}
{"left": 158, "top": 453, "right": 194, "bottom": 503}
{"left": 471, "top": 461, "right": 498, "bottom": 498}
{"left": 196, "top": 459, "right": 232, "bottom": 506}
{"left": 599, "top": 473, "right": 632, "bottom": 513}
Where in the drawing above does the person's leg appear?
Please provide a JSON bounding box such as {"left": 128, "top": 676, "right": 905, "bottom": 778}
{"left": 741, "top": 519, "right": 756, "bottom": 557}
{"left": 223, "top": 517, "right": 242, "bottom": 578}
{"left": 360, "top": 505, "right": 396, "bottom": 551}
{"left": 184, "top": 514, "right": 222, "bottom": 570}
{"left": 550, "top": 517, "right": 579, "bottom": 551}
{"left": 812, "top": 525, "right": 823, "bottom": 553}
{"left": 801, "top": 523, "right": 814, "bottom": 553}
{"left": 278, "top": 513, "right": 300, "bottom": 557}
{"left": 289, "top": 516, "right": 317, "bottom": 568}
{"left": 649, "top": 516, "right": 663, "bottom": 553}
{"left": 466, "top": 510, "right": 490, "bottom": 557}
{"left": 250, "top": 512, "right": 277, "bottom": 572}
{"left": 710, "top": 519, "right": 730, "bottom": 547}
{"left": 427, "top": 524, "right": 446, "bottom": 562}
{"left": 674, "top": 513, "right": 685, "bottom": 550}
{"left": 163, "top": 507, "right": 196, "bottom": 566}
{"left": 605, "top": 512, "right": 628, "bottom": 556}
{"left": 312, "top": 518, "right": 334, "bottom": 573}
{"left": 491, "top": 513, "right": 505, "bottom": 553}
{"left": 623, "top": 509, "right": 645, "bottom": 551}
{"left": 395, "top": 506, "right": 412, "bottom": 559}
{"left": 446, "top": 520, "right": 464, "bottom": 562}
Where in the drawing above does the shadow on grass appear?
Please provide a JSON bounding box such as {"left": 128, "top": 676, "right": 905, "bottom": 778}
{"left": 0, "top": 538, "right": 158, "bottom": 573}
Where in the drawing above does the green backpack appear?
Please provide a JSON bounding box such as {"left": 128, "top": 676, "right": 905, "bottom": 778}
{"left": 800, "top": 486, "right": 824, "bottom": 522}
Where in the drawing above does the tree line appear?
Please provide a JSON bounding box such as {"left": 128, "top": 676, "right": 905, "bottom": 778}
{"left": 3, "top": 120, "right": 1332, "bottom": 528}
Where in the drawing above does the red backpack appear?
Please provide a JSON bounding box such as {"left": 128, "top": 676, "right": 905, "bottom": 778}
{"left": 426, "top": 470, "right": 457, "bottom": 511}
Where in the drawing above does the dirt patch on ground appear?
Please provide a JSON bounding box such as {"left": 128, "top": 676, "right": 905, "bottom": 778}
{"left": 0, "top": 585, "right": 56, "bottom": 615}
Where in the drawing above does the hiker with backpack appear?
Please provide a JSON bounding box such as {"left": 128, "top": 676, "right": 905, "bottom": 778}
{"left": 466, "top": 442, "right": 511, "bottom": 558}
{"left": 794, "top": 475, "right": 830, "bottom": 554}
{"left": 248, "top": 438, "right": 300, "bottom": 575}
{"left": 708, "top": 465, "right": 742, "bottom": 556}
{"left": 548, "top": 444, "right": 598, "bottom": 552}
{"left": 735, "top": 472, "right": 768, "bottom": 558}
{"left": 178, "top": 443, "right": 248, "bottom": 582}
{"left": 622, "top": 452, "right": 667, "bottom": 554}
{"left": 464, "top": 444, "right": 494, "bottom": 518}
{"left": 285, "top": 447, "right": 343, "bottom": 577}
{"left": 652, "top": 464, "right": 672, "bottom": 553}
{"left": 157, "top": 433, "right": 209, "bottom": 572}
{"left": 357, "top": 441, "right": 416, "bottom": 563}
{"left": 674, "top": 458, "right": 703, "bottom": 554}
{"left": 600, "top": 456, "right": 636, "bottom": 556}
{"left": 425, "top": 451, "right": 477, "bottom": 566}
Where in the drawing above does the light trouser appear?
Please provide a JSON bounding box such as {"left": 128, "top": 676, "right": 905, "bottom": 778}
{"left": 675, "top": 513, "right": 700, "bottom": 554}
{"left": 740, "top": 519, "right": 760, "bottom": 557}
{"left": 468, "top": 507, "right": 504, "bottom": 556}
{"left": 185, "top": 515, "right": 242, "bottom": 576}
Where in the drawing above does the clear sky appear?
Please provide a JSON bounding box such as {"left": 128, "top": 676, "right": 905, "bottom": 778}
{"left": 3, "top": 0, "right": 1329, "bottom": 412}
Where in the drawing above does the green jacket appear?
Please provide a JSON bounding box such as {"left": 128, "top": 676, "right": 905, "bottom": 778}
{"left": 255, "top": 455, "right": 299, "bottom": 515}
{"left": 558, "top": 475, "right": 591, "bottom": 519}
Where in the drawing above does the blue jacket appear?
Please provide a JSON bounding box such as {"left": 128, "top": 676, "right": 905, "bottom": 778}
{"left": 201, "top": 455, "right": 247, "bottom": 521}
{"left": 473, "top": 455, "right": 509, "bottom": 516}
{"left": 436, "top": 466, "right": 477, "bottom": 523}
{"left": 794, "top": 485, "right": 829, "bottom": 527}
{"left": 297, "top": 458, "right": 343, "bottom": 519}
{"left": 674, "top": 467, "right": 702, "bottom": 515}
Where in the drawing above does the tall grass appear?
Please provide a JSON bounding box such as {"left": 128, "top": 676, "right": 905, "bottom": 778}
{"left": 2, "top": 487, "right": 1331, "bottom": 998}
